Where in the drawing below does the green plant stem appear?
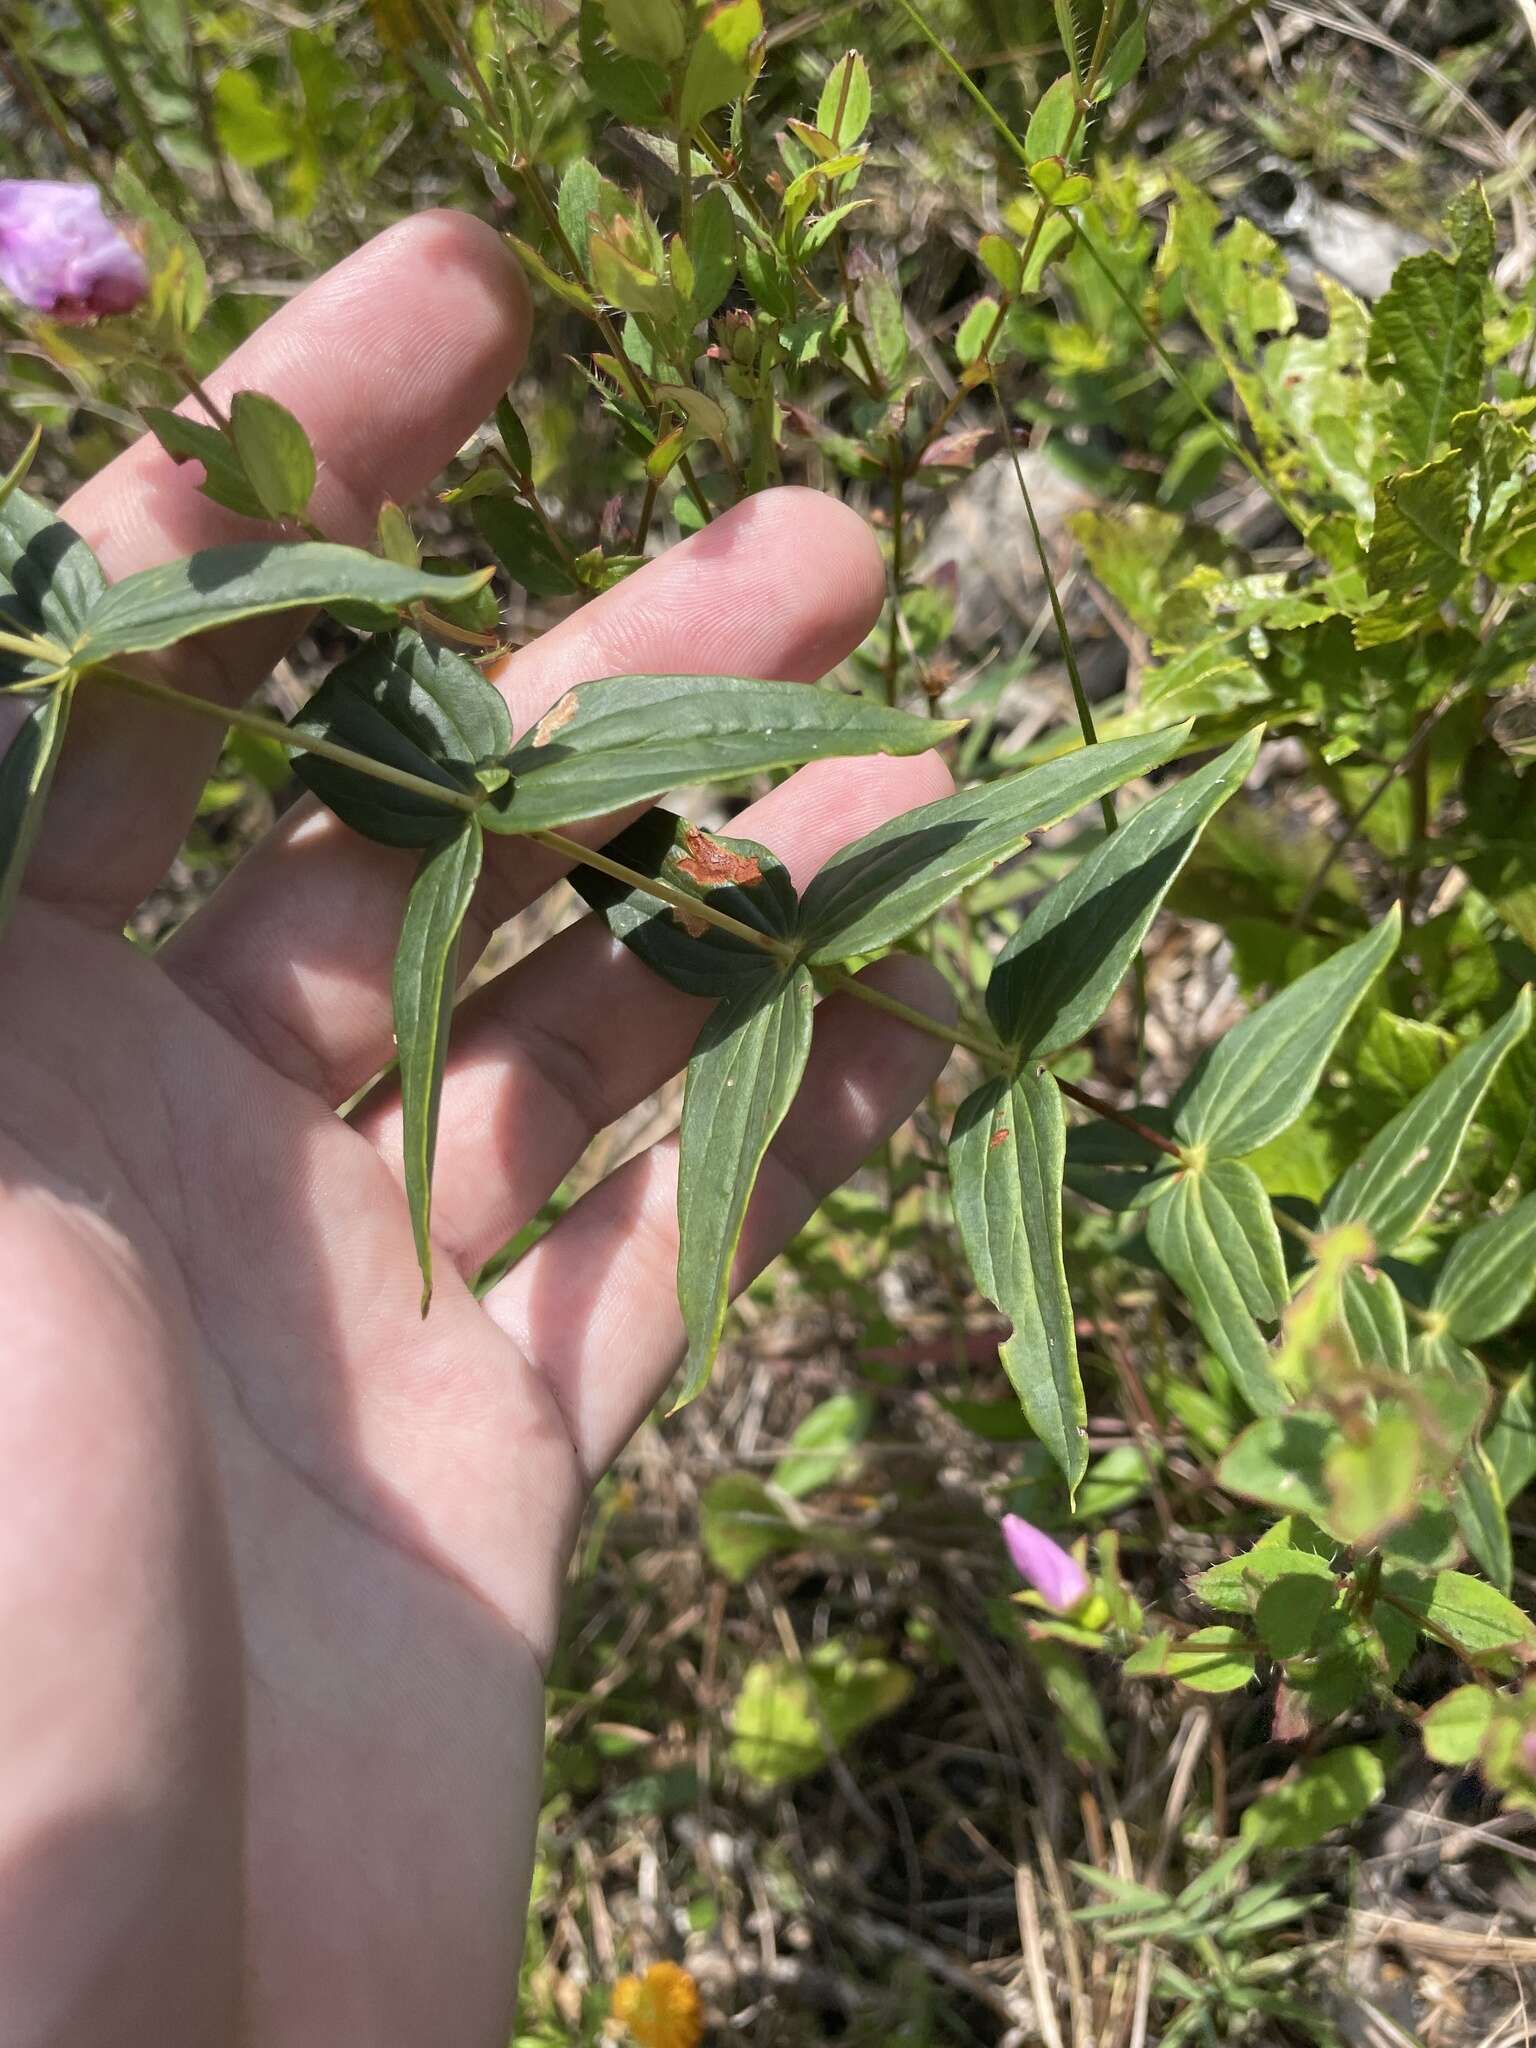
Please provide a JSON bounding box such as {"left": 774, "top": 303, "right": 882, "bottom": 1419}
{"left": 82, "top": 662, "right": 483, "bottom": 813}
{"left": 883, "top": 452, "right": 907, "bottom": 706}
{"left": 529, "top": 826, "right": 796, "bottom": 956}
{"left": 814, "top": 963, "right": 998, "bottom": 1062}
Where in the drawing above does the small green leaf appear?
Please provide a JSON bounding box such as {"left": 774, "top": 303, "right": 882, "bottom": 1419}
{"left": 1486, "top": 1369, "right": 1536, "bottom": 1505}
{"left": 771, "top": 1391, "right": 875, "bottom": 1498}
{"left": 675, "top": 968, "right": 814, "bottom": 1405}
{"left": 0, "top": 679, "right": 73, "bottom": 940}
{"left": 950, "top": 1070, "right": 1083, "bottom": 1492}
{"left": 1321, "top": 989, "right": 1533, "bottom": 1252}
{"left": 1367, "top": 187, "right": 1491, "bottom": 466}
{"left": 1145, "top": 1160, "right": 1287, "bottom": 1418}
{"left": 1454, "top": 1446, "right": 1513, "bottom": 1594}
{"left": 1125, "top": 1626, "right": 1258, "bottom": 1694}
{"left": 394, "top": 818, "right": 483, "bottom": 1311}
{"left": 1255, "top": 1572, "right": 1336, "bottom": 1660}
{"left": 1325, "top": 1410, "right": 1421, "bottom": 1547}
{"left": 487, "top": 676, "right": 948, "bottom": 836}
{"left": 578, "top": 0, "right": 669, "bottom": 124}
{"left": 495, "top": 393, "right": 534, "bottom": 477}
{"left": 1172, "top": 912, "right": 1399, "bottom": 1160}
{"left": 816, "top": 50, "right": 871, "bottom": 147}
{"left": 570, "top": 806, "right": 795, "bottom": 997}
{"left": 601, "top": 0, "right": 686, "bottom": 66}
{"left": 291, "top": 629, "right": 511, "bottom": 847}
{"left": 1357, "top": 454, "right": 1467, "bottom": 645}
{"left": 1433, "top": 1191, "right": 1536, "bottom": 1343}
{"left": 74, "top": 543, "right": 493, "bottom": 665}
{"left": 977, "top": 233, "right": 1022, "bottom": 297}
{"left": 1421, "top": 1683, "right": 1493, "bottom": 1765}
{"left": 1025, "top": 73, "right": 1078, "bottom": 162}
{"left": 1218, "top": 1412, "right": 1336, "bottom": 1522}
{"left": 988, "top": 731, "right": 1259, "bottom": 1054}
{"left": 684, "top": 186, "right": 737, "bottom": 319}
{"left": 678, "top": 0, "right": 762, "bottom": 131}
{"left": 471, "top": 497, "right": 578, "bottom": 599}
{"left": 1239, "top": 1746, "right": 1385, "bottom": 1850}
{"left": 0, "top": 488, "right": 107, "bottom": 685}
{"left": 1413, "top": 1569, "right": 1536, "bottom": 1661}
{"left": 1192, "top": 1542, "right": 1336, "bottom": 1616}
{"left": 1340, "top": 1264, "right": 1409, "bottom": 1374}
{"left": 142, "top": 405, "right": 267, "bottom": 521}
{"left": 701, "top": 1472, "right": 800, "bottom": 1581}
{"left": 228, "top": 389, "right": 317, "bottom": 522}
{"left": 799, "top": 725, "right": 1190, "bottom": 965}
{"left": 729, "top": 1638, "right": 912, "bottom": 1785}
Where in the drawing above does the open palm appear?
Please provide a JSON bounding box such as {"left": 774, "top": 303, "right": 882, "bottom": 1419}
{"left": 0, "top": 213, "right": 953, "bottom": 2046}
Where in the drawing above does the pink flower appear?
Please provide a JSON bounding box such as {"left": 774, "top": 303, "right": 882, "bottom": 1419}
{"left": 1002, "top": 1513, "right": 1089, "bottom": 1611}
{"left": 0, "top": 181, "right": 147, "bottom": 323}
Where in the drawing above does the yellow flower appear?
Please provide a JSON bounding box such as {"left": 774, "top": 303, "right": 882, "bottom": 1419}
{"left": 611, "top": 1960, "right": 704, "bottom": 2048}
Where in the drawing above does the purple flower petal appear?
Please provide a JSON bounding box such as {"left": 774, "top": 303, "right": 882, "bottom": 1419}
{"left": 0, "top": 181, "right": 147, "bottom": 323}
{"left": 1002, "top": 1513, "right": 1088, "bottom": 1611}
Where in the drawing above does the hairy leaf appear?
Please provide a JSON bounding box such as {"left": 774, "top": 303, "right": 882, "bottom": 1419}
{"left": 0, "top": 488, "right": 106, "bottom": 685}
{"left": 291, "top": 629, "right": 511, "bottom": 846}
{"left": 395, "top": 818, "right": 483, "bottom": 1310}
{"left": 1321, "top": 988, "right": 1533, "bottom": 1252}
{"left": 488, "top": 676, "right": 948, "bottom": 834}
{"left": 471, "top": 497, "right": 579, "bottom": 599}
{"left": 1432, "top": 1190, "right": 1536, "bottom": 1343}
{"left": 1145, "top": 1159, "right": 1287, "bottom": 1418}
{"left": 988, "top": 731, "right": 1259, "bottom": 1052}
{"left": 1172, "top": 911, "right": 1399, "bottom": 1160}
{"left": 949, "top": 1069, "right": 1083, "bottom": 1491}
{"left": 1366, "top": 188, "right": 1491, "bottom": 466}
{"left": 0, "top": 680, "right": 73, "bottom": 939}
{"left": 571, "top": 806, "right": 796, "bottom": 996}
{"left": 675, "top": 968, "right": 813, "bottom": 1405}
{"left": 75, "top": 543, "right": 493, "bottom": 663}
{"left": 798, "top": 723, "right": 1189, "bottom": 964}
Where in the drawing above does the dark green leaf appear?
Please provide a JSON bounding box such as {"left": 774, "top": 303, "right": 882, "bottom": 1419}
{"left": 142, "top": 405, "right": 267, "bottom": 520}
{"left": 1454, "top": 1446, "right": 1513, "bottom": 1593}
{"left": 1145, "top": 1159, "right": 1287, "bottom": 1418}
{"left": 394, "top": 818, "right": 483, "bottom": 1310}
{"left": 495, "top": 393, "right": 534, "bottom": 476}
{"left": 291, "top": 629, "right": 511, "bottom": 847}
{"left": 1486, "top": 1369, "right": 1536, "bottom": 1505}
{"left": 1172, "top": 912, "right": 1399, "bottom": 1160}
{"left": 675, "top": 967, "right": 814, "bottom": 1404}
{"left": 0, "top": 680, "right": 73, "bottom": 939}
{"left": 1321, "top": 989, "right": 1533, "bottom": 1252}
{"left": 75, "top": 543, "right": 494, "bottom": 664}
{"left": 798, "top": 723, "right": 1189, "bottom": 965}
{"left": 1367, "top": 188, "right": 1491, "bottom": 466}
{"left": 228, "top": 389, "right": 316, "bottom": 521}
{"left": 470, "top": 498, "right": 578, "bottom": 599}
{"left": 1433, "top": 1190, "right": 1536, "bottom": 1342}
{"left": 950, "top": 1069, "right": 1084, "bottom": 1492}
{"left": 988, "top": 732, "right": 1259, "bottom": 1053}
{"left": 578, "top": 0, "right": 669, "bottom": 123}
{"left": 0, "top": 488, "right": 106, "bottom": 685}
{"left": 488, "top": 676, "right": 949, "bottom": 835}
{"left": 685, "top": 186, "right": 737, "bottom": 320}
{"left": 571, "top": 806, "right": 796, "bottom": 996}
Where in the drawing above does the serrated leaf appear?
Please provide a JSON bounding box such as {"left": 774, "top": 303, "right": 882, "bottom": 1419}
{"left": 817, "top": 50, "right": 870, "bottom": 147}
{"left": 675, "top": 968, "right": 813, "bottom": 1405}
{"left": 1367, "top": 188, "right": 1491, "bottom": 466}
{"left": 1218, "top": 1411, "right": 1335, "bottom": 1521}
{"left": 487, "top": 676, "right": 947, "bottom": 835}
{"left": 1454, "top": 1446, "right": 1512, "bottom": 1593}
{"left": 570, "top": 805, "right": 795, "bottom": 996}
{"left": 142, "top": 405, "right": 267, "bottom": 520}
{"left": 950, "top": 1070, "right": 1083, "bottom": 1491}
{"left": 1358, "top": 453, "right": 1467, "bottom": 646}
{"left": 1173, "top": 911, "right": 1400, "bottom": 1159}
{"left": 678, "top": 0, "right": 762, "bottom": 130}
{"left": 988, "top": 731, "right": 1258, "bottom": 1053}
{"left": 228, "top": 389, "right": 316, "bottom": 522}
{"left": 0, "top": 488, "right": 106, "bottom": 685}
{"left": 0, "top": 680, "right": 73, "bottom": 940}
{"left": 74, "top": 543, "right": 492, "bottom": 665}
{"left": 1025, "top": 73, "right": 1078, "bottom": 162}
{"left": 771, "top": 1391, "right": 875, "bottom": 1497}
{"left": 1411, "top": 1569, "right": 1536, "bottom": 1661}
{"left": 291, "top": 628, "right": 511, "bottom": 847}
{"left": 578, "top": 0, "right": 668, "bottom": 123}
{"left": 798, "top": 724, "right": 1188, "bottom": 964}
{"left": 1239, "top": 1746, "right": 1384, "bottom": 1850}
{"left": 395, "top": 818, "right": 482, "bottom": 1310}
{"left": 1146, "top": 1159, "right": 1287, "bottom": 1418}
{"left": 1321, "top": 989, "right": 1533, "bottom": 1252}
{"left": 1433, "top": 1191, "right": 1536, "bottom": 1342}
{"left": 1192, "top": 1543, "right": 1336, "bottom": 1616}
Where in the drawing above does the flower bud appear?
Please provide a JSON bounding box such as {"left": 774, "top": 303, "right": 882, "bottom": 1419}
{"left": 0, "top": 180, "right": 147, "bottom": 323}
{"left": 1001, "top": 1512, "right": 1089, "bottom": 1611}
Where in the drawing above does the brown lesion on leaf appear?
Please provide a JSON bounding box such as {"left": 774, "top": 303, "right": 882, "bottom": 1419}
{"left": 673, "top": 822, "right": 764, "bottom": 889}
{"left": 989, "top": 1127, "right": 1010, "bottom": 1149}
{"left": 532, "top": 691, "right": 578, "bottom": 745}
{"left": 670, "top": 904, "right": 710, "bottom": 938}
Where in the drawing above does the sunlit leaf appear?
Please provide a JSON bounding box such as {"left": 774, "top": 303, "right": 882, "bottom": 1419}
{"left": 1432, "top": 1190, "right": 1536, "bottom": 1343}
{"left": 1145, "top": 1159, "right": 1287, "bottom": 1419}
{"left": 0, "top": 488, "right": 106, "bottom": 684}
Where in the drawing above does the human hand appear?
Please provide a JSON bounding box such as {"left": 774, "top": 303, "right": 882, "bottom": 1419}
{"left": 0, "top": 212, "right": 953, "bottom": 2047}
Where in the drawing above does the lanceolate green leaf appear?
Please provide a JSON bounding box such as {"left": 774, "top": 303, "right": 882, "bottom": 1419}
{"left": 675, "top": 967, "right": 814, "bottom": 1406}
{"left": 487, "top": 677, "right": 948, "bottom": 835}
{"left": 0, "top": 680, "right": 73, "bottom": 940}
{"left": 949, "top": 1069, "right": 1084, "bottom": 1492}
{"left": 292, "top": 629, "right": 512, "bottom": 846}
{"left": 1486, "top": 1369, "right": 1536, "bottom": 1505}
{"left": 74, "top": 543, "right": 494, "bottom": 664}
{"left": 0, "top": 489, "right": 106, "bottom": 685}
{"left": 1454, "top": 1446, "right": 1512, "bottom": 1594}
{"left": 1321, "top": 988, "right": 1533, "bottom": 1252}
{"left": 395, "top": 818, "right": 483, "bottom": 1311}
{"left": 1173, "top": 911, "right": 1399, "bottom": 1160}
{"left": 1340, "top": 1265, "right": 1409, "bottom": 1374}
{"left": 570, "top": 806, "right": 795, "bottom": 997}
{"left": 1432, "top": 1190, "right": 1536, "bottom": 1343}
{"left": 1145, "top": 1159, "right": 1287, "bottom": 1418}
{"left": 988, "top": 731, "right": 1259, "bottom": 1055}
{"left": 797, "top": 723, "right": 1190, "bottom": 964}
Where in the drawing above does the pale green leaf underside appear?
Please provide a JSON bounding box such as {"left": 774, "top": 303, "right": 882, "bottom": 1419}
{"left": 798, "top": 722, "right": 1190, "bottom": 963}
{"left": 1146, "top": 1160, "right": 1287, "bottom": 1418}
{"left": 394, "top": 818, "right": 484, "bottom": 1310}
{"left": 489, "top": 677, "right": 949, "bottom": 834}
{"left": 675, "top": 968, "right": 814, "bottom": 1406}
{"left": 1174, "top": 910, "right": 1399, "bottom": 1159}
{"left": 949, "top": 1069, "right": 1084, "bottom": 1491}
{"left": 1321, "top": 987, "right": 1533, "bottom": 1252}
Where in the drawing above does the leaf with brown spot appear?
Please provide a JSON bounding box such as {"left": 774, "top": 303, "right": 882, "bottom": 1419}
{"left": 675, "top": 822, "right": 765, "bottom": 889}
{"left": 532, "top": 691, "right": 579, "bottom": 746}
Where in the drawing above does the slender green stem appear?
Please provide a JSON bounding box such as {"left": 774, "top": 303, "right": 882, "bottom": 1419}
{"left": 82, "top": 662, "right": 482, "bottom": 813}
{"left": 883, "top": 452, "right": 907, "bottom": 705}
{"left": 0, "top": 629, "right": 69, "bottom": 664}
{"left": 814, "top": 964, "right": 998, "bottom": 1062}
